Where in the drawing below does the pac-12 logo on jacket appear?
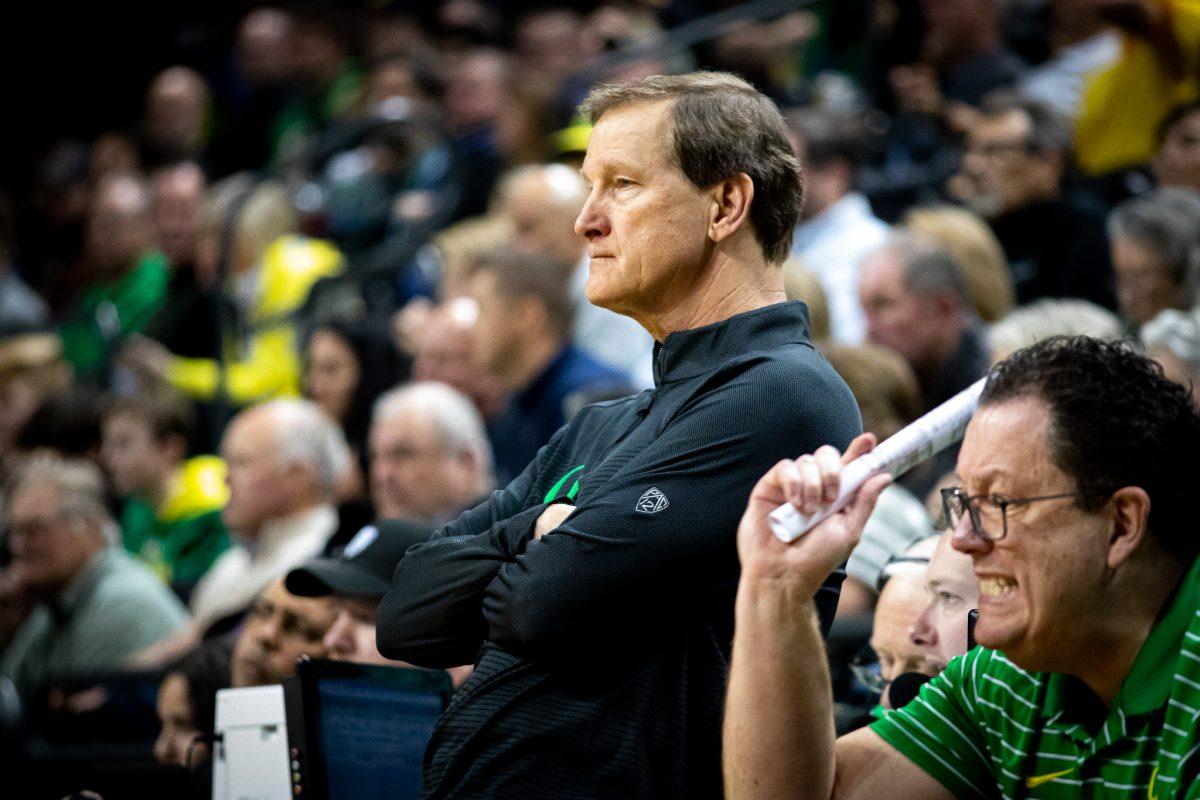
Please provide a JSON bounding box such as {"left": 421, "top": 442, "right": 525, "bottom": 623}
{"left": 635, "top": 487, "right": 669, "bottom": 513}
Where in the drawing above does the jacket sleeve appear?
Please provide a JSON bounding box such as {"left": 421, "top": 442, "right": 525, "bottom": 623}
{"left": 375, "top": 434, "right": 560, "bottom": 667}
{"left": 482, "top": 361, "right": 860, "bottom": 657}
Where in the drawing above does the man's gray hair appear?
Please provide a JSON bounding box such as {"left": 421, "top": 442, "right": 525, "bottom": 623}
{"left": 1109, "top": 188, "right": 1200, "bottom": 292}
{"left": 6, "top": 456, "right": 119, "bottom": 546}
{"left": 987, "top": 299, "right": 1122, "bottom": 359}
{"left": 263, "top": 399, "right": 352, "bottom": 498}
{"left": 1142, "top": 309, "right": 1200, "bottom": 373}
{"left": 887, "top": 233, "right": 970, "bottom": 307}
{"left": 373, "top": 381, "right": 495, "bottom": 489}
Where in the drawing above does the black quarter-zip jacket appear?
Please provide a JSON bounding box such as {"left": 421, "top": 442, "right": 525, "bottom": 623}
{"left": 377, "top": 301, "right": 862, "bottom": 799}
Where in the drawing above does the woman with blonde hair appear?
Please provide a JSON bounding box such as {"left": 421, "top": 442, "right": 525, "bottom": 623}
{"left": 903, "top": 204, "right": 1014, "bottom": 323}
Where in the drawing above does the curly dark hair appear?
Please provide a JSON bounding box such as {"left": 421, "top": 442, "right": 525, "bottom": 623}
{"left": 981, "top": 336, "right": 1200, "bottom": 560}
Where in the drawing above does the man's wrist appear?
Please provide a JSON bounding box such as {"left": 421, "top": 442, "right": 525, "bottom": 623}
{"left": 735, "top": 572, "right": 822, "bottom": 621}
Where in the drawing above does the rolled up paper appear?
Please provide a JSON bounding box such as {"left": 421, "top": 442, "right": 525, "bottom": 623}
{"left": 769, "top": 377, "right": 987, "bottom": 543}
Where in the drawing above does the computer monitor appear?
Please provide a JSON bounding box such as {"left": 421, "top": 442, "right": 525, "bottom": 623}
{"left": 296, "top": 659, "right": 452, "bottom": 800}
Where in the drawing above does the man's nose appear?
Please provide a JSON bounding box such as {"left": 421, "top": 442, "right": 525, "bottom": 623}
{"left": 909, "top": 603, "right": 937, "bottom": 648}
{"left": 323, "top": 612, "right": 354, "bottom": 656}
{"left": 574, "top": 194, "right": 610, "bottom": 240}
{"left": 950, "top": 514, "right": 992, "bottom": 556}
{"left": 257, "top": 617, "right": 281, "bottom": 648}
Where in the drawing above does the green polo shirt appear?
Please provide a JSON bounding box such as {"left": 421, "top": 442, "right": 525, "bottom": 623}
{"left": 871, "top": 555, "right": 1200, "bottom": 798}
{"left": 0, "top": 548, "right": 187, "bottom": 697}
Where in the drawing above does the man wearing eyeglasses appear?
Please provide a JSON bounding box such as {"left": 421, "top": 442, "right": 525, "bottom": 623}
{"left": 725, "top": 335, "right": 1200, "bottom": 799}
{"left": 948, "top": 92, "right": 1115, "bottom": 310}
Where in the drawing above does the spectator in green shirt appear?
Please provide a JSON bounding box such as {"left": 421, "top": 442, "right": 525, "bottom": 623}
{"left": 725, "top": 336, "right": 1200, "bottom": 799}
{"left": 58, "top": 172, "right": 170, "bottom": 383}
{"left": 100, "top": 390, "right": 229, "bottom": 601}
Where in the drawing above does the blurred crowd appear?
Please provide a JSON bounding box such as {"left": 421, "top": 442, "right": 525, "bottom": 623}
{"left": 2, "top": 0, "right": 1200, "bottom": 796}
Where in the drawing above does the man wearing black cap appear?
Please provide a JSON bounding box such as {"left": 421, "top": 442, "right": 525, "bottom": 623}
{"left": 287, "top": 520, "right": 455, "bottom": 671}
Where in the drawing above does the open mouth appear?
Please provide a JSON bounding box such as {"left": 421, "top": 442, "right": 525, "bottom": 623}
{"left": 978, "top": 576, "right": 1018, "bottom": 599}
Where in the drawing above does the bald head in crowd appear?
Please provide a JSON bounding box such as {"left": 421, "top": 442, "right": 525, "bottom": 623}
{"left": 495, "top": 164, "right": 589, "bottom": 266}
{"left": 220, "top": 399, "right": 351, "bottom": 540}
{"left": 369, "top": 381, "right": 494, "bottom": 523}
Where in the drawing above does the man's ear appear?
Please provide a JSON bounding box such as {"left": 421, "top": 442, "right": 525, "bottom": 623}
{"left": 1106, "top": 486, "right": 1152, "bottom": 570}
{"left": 709, "top": 173, "right": 755, "bottom": 244}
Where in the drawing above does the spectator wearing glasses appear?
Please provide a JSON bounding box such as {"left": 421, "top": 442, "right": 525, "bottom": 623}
{"left": 726, "top": 336, "right": 1200, "bottom": 799}
{"left": 949, "top": 93, "right": 1115, "bottom": 310}
{"left": 1, "top": 458, "right": 187, "bottom": 698}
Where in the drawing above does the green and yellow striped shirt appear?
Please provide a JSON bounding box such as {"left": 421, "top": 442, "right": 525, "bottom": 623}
{"left": 872, "top": 556, "right": 1200, "bottom": 798}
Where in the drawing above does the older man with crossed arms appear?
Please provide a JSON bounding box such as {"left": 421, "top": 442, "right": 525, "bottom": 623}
{"left": 377, "top": 71, "right": 861, "bottom": 798}
{"left": 726, "top": 336, "right": 1200, "bottom": 798}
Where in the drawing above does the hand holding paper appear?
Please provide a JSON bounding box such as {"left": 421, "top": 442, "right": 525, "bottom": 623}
{"left": 769, "top": 378, "right": 987, "bottom": 543}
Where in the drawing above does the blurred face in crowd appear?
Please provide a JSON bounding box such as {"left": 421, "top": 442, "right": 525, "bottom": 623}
{"left": 413, "top": 300, "right": 506, "bottom": 419}
{"left": 369, "top": 406, "right": 474, "bottom": 521}
{"left": 305, "top": 329, "right": 361, "bottom": 425}
{"left": 1112, "top": 235, "right": 1188, "bottom": 328}
{"left": 365, "top": 61, "right": 422, "bottom": 108}
{"left": 445, "top": 51, "right": 507, "bottom": 132}
{"left": 5, "top": 482, "right": 101, "bottom": 596}
{"left": 910, "top": 531, "right": 981, "bottom": 671}
{"left": 957, "top": 110, "right": 1060, "bottom": 218}
{"left": 154, "top": 673, "right": 202, "bottom": 767}
{"left": 871, "top": 576, "right": 936, "bottom": 687}
{"left": 151, "top": 164, "right": 206, "bottom": 268}
{"left": 220, "top": 408, "right": 296, "bottom": 538}
{"left": 100, "top": 413, "right": 180, "bottom": 498}
{"left": 413, "top": 302, "right": 473, "bottom": 385}
{"left": 576, "top": 100, "right": 715, "bottom": 328}
{"left": 231, "top": 580, "right": 335, "bottom": 687}
{"left": 919, "top": 0, "right": 992, "bottom": 66}
{"left": 86, "top": 176, "right": 153, "bottom": 274}
{"left": 516, "top": 9, "right": 583, "bottom": 80}
{"left": 323, "top": 596, "right": 391, "bottom": 666}
{"left": 502, "top": 172, "right": 587, "bottom": 266}
{"left": 1154, "top": 109, "right": 1200, "bottom": 191}
{"left": 950, "top": 397, "right": 1113, "bottom": 672}
{"left": 144, "top": 68, "right": 209, "bottom": 157}
{"left": 237, "top": 8, "right": 295, "bottom": 86}
{"left": 469, "top": 270, "right": 527, "bottom": 380}
{"left": 858, "top": 248, "right": 946, "bottom": 374}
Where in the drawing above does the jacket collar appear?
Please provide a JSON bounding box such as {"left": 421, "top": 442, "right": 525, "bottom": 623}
{"left": 652, "top": 301, "right": 812, "bottom": 386}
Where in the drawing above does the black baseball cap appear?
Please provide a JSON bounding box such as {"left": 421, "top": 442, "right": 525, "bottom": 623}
{"left": 285, "top": 519, "right": 434, "bottom": 600}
